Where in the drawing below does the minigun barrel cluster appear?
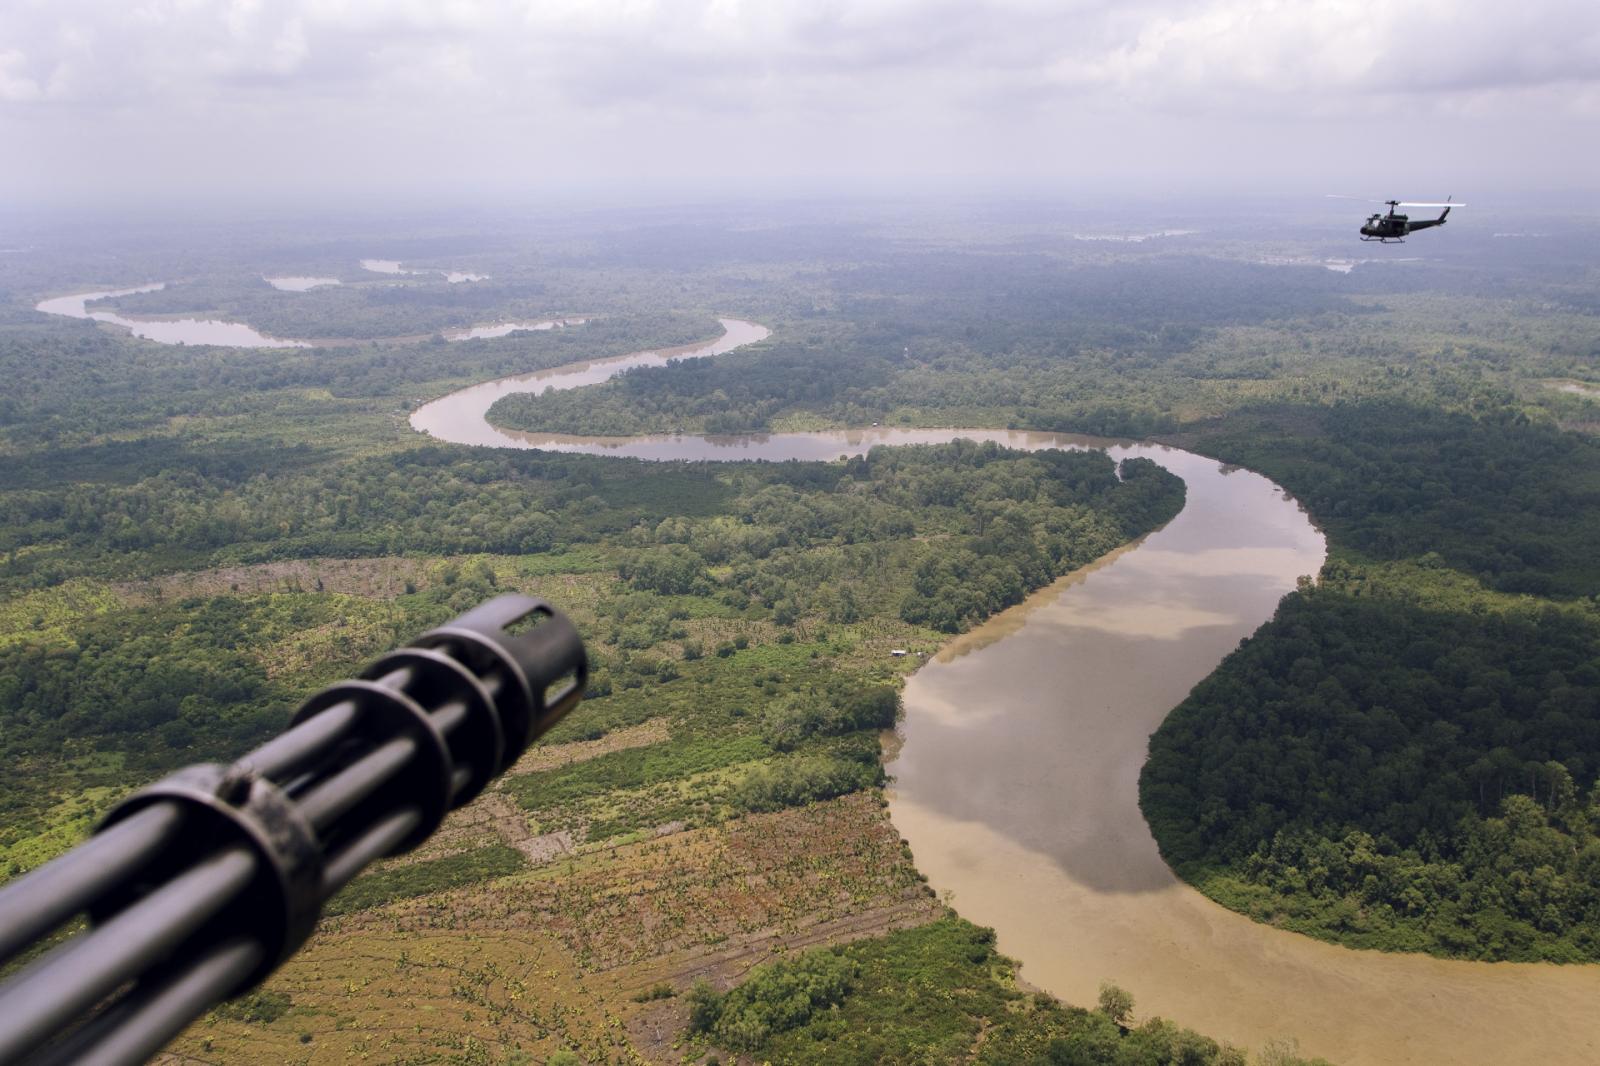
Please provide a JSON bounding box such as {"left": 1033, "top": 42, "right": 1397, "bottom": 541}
{"left": 0, "top": 595, "right": 586, "bottom": 1066}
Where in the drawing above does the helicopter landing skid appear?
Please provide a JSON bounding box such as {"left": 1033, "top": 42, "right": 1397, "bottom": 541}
{"left": 1360, "top": 236, "right": 1405, "bottom": 243}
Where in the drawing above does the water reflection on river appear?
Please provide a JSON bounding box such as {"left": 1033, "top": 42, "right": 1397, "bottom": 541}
{"left": 361, "top": 259, "right": 487, "bottom": 283}
{"left": 264, "top": 276, "right": 341, "bottom": 292}
{"left": 445, "top": 317, "right": 589, "bottom": 342}
{"left": 888, "top": 446, "right": 1321, "bottom": 904}
{"left": 410, "top": 317, "right": 1600, "bottom": 1065}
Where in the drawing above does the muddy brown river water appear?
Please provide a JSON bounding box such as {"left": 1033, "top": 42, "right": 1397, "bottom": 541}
{"left": 884, "top": 459, "right": 1600, "bottom": 1065}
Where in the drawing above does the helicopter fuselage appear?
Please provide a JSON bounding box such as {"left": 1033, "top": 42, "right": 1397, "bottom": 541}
{"left": 1360, "top": 205, "right": 1450, "bottom": 243}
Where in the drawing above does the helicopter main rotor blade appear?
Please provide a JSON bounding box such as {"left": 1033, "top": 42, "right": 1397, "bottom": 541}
{"left": 1326, "top": 196, "right": 1465, "bottom": 208}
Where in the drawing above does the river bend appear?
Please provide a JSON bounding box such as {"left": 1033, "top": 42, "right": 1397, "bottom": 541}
{"left": 406, "top": 317, "right": 1600, "bottom": 1064}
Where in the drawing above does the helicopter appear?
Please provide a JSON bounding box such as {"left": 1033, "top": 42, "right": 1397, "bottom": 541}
{"left": 1330, "top": 195, "right": 1463, "bottom": 242}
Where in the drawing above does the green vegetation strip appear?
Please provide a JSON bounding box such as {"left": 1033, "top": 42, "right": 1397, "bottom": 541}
{"left": 685, "top": 916, "right": 1331, "bottom": 1065}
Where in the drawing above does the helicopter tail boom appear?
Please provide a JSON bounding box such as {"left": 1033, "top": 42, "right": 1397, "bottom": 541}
{"left": 1408, "top": 199, "right": 1453, "bottom": 232}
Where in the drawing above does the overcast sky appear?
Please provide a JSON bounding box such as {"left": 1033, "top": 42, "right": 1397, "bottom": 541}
{"left": 3, "top": 0, "right": 1598, "bottom": 210}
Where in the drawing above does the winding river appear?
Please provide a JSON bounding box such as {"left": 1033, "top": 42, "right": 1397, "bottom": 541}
{"left": 36, "top": 286, "right": 580, "bottom": 348}
{"left": 34, "top": 285, "right": 314, "bottom": 349}
{"left": 25, "top": 289, "right": 1600, "bottom": 1059}
{"left": 410, "top": 318, "right": 1600, "bottom": 1066}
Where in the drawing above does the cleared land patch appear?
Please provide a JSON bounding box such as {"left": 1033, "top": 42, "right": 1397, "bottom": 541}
{"left": 163, "top": 793, "right": 939, "bottom": 1064}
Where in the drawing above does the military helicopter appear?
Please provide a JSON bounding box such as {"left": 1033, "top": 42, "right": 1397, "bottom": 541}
{"left": 1330, "top": 195, "right": 1463, "bottom": 242}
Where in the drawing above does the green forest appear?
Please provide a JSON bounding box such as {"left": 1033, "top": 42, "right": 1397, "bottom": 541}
{"left": 0, "top": 421, "right": 1181, "bottom": 876}
{"left": 4, "top": 207, "right": 1600, "bottom": 1060}
{"left": 1142, "top": 401, "right": 1600, "bottom": 961}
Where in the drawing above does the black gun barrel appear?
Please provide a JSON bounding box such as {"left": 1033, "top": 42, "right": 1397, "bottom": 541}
{"left": 0, "top": 594, "right": 587, "bottom": 1066}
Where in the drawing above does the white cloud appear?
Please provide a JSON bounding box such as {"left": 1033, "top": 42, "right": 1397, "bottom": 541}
{"left": 0, "top": 49, "right": 42, "bottom": 103}
{"left": 0, "top": 0, "right": 1594, "bottom": 203}
{"left": 3, "top": 0, "right": 1595, "bottom": 114}
{"left": 1052, "top": 0, "right": 1600, "bottom": 106}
